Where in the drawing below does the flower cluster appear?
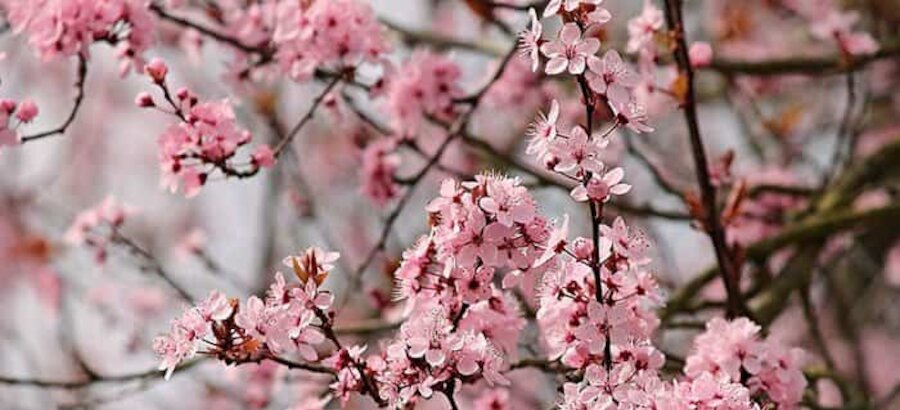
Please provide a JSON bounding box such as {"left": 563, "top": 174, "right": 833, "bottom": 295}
{"left": 382, "top": 50, "right": 463, "bottom": 137}
{"left": 153, "top": 247, "right": 337, "bottom": 379}
{"left": 137, "top": 59, "right": 274, "bottom": 197}
{"left": 537, "top": 220, "right": 788, "bottom": 409}
{"left": 685, "top": 317, "right": 808, "bottom": 408}
{"left": 273, "top": 0, "right": 389, "bottom": 82}
{"left": 2, "top": 0, "right": 154, "bottom": 73}
{"left": 0, "top": 98, "right": 38, "bottom": 149}
{"left": 65, "top": 196, "right": 135, "bottom": 264}
{"left": 395, "top": 176, "right": 547, "bottom": 304}
{"left": 521, "top": 3, "right": 654, "bottom": 207}
{"left": 366, "top": 308, "right": 509, "bottom": 407}
{"left": 359, "top": 138, "right": 401, "bottom": 206}
{"left": 346, "top": 174, "right": 544, "bottom": 405}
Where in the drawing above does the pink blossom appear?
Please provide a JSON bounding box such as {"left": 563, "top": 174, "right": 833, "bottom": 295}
{"left": 14, "top": 99, "right": 38, "bottom": 123}
{"left": 518, "top": 9, "right": 544, "bottom": 72}
{"left": 526, "top": 99, "right": 561, "bottom": 160}
{"left": 551, "top": 125, "right": 606, "bottom": 175}
{"left": 586, "top": 50, "right": 639, "bottom": 106}
{"left": 689, "top": 42, "right": 714, "bottom": 68}
{"left": 684, "top": 317, "right": 807, "bottom": 408}
{"left": 146, "top": 85, "right": 259, "bottom": 196}
{"left": 570, "top": 167, "right": 631, "bottom": 203}
{"left": 534, "top": 214, "right": 569, "bottom": 267}
{"left": 541, "top": 23, "right": 600, "bottom": 75}
{"left": 382, "top": 50, "right": 462, "bottom": 136}
{"left": 145, "top": 58, "right": 169, "bottom": 83}
{"left": 251, "top": 144, "right": 276, "bottom": 168}
{"left": 360, "top": 138, "right": 401, "bottom": 206}
{"left": 612, "top": 101, "right": 654, "bottom": 133}
{"left": 0, "top": 98, "right": 41, "bottom": 149}
{"left": 544, "top": 0, "right": 606, "bottom": 19}
{"left": 627, "top": 0, "right": 664, "bottom": 54}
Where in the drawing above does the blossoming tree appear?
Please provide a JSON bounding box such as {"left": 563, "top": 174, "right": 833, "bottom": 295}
{"left": 1, "top": 0, "right": 899, "bottom": 409}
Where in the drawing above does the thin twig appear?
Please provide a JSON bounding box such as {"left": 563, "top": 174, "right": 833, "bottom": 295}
{"left": 0, "top": 359, "right": 201, "bottom": 389}
{"left": 110, "top": 230, "right": 194, "bottom": 302}
{"left": 273, "top": 77, "right": 342, "bottom": 156}
{"left": 707, "top": 40, "right": 900, "bottom": 76}
{"left": 21, "top": 56, "right": 88, "bottom": 142}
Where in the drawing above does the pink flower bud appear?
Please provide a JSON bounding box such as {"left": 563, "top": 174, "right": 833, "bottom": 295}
{"left": 135, "top": 92, "right": 155, "bottom": 108}
{"left": 145, "top": 58, "right": 169, "bottom": 83}
{"left": 251, "top": 144, "right": 276, "bottom": 168}
{"left": 0, "top": 99, "right": 17, "bottom": 114}
{"left": 176, "top": 87, "right": 190, "bottom": 101}
{"left": 15, "top": 99, "right": 38, "bottom": 122}
{"left": 689, "top": 42, "right": 713, "bottom": 68}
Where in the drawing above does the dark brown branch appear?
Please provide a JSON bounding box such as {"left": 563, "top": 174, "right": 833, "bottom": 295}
{"left": 663, "top": 0, "right": 748, "bottom": 318}
{"left": 0, "top": 359, "right": 201, "bottom": 389}
{"left": 265, "top": 355, "right": 334, "bottom": 375}
{"left": 380, "top": 17, "right": 504, "bottom": 57}
{"left": 272, "top": 77, "right": 342, "bottom": 156}
{"left": 21, "top": 56, "right": 88, "bottom": 142}
{"left": 149, "top": 4, "right": 265, "bottom": 55}
{"left": 707, "top": 40, "right": 900, "bottom": 76}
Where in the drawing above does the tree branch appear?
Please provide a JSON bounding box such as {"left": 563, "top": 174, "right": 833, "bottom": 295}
{"left": 21, "top": 56, "right": 88, "bottom": 143}
{"left": 663, "top": 0, "right": 748, "bottom": 318}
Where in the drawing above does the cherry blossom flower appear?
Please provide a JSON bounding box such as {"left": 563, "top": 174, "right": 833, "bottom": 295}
{"left": 544, "top": 0, "right": 606, "bottom": 19}
{"left": 283, "top": 246, "right": 340, "bottom": 285}
{"left": 551, "top": 125, "right": 607, "bottom": 175}
{"left": 570, "top": 167, "right": 631, "bottom": 203}
{"left": 627, "top": 0, "right": 665, "bottom": 55}
{"left": 540, "top": 23, "right": 600, "bottom": 75}
{"left": 689, "top": 41, "right": 714, "bottom": 68}
{"left": 382, "top": 50, "right": 462, "bottom": 136}
{"left": 156, "top": 248, "right": 338, "bottom": 379}
{"left": 140, "top": 78, "right": 267, "bottom": 196}
{"left": 251, "top": 145, "right": 276, "bottom": 168}
{"left": 518, "top": 8, "right": 544, "bottom": 72}
{"left": 534, "top": 214, "right": 569, "bottom": 267}
{"left": 526, "top": 99, "right": 561, "bottom": 160}
{"left": 0, "top": 98, "right": 39, "bottom": 150}
{"left": 360, "top": 138, "right": 401, "bottom": 206}
{"left": 612, "top": 101, "right": 654, "bottom": 133}
{"left": 586, "top": 50, "right": 639, "bottom": 106}
{"left": 14, "top": 99, "right": 38, "bottom": 123}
